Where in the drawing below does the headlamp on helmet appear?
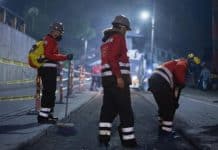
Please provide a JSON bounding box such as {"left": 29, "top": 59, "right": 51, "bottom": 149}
{"left": 49, "top": 22, "right": 64, "bottom": 34}
{"left": 187, "top": 53, "right": 194, "bottom": 59}
{"left": 193, "top": 56, "right": 201, "bottom": 65}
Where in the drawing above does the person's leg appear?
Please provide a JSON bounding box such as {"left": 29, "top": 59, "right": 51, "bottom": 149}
{"left": 90, "top": 76, "right": 94, "bottom": 91}
{"left": 148, "top": 75, "right": 164, "bottom": 128}
{"left": 116, "top": 86, "right": 137, "bottom": 147}
{"left": 157, "top": 90, "right": 175, "bottom": 137}
{"left": 98, "top": 87, "right": 118, "bottom": 146}
{"left": 148, "top": 75, "right": 175, "bottom": 136}
{"left": 38, "top": 67, "right": 57, "bottom": 124}
{"left": 94, "top": 76, "right": 98, "bottom": 91}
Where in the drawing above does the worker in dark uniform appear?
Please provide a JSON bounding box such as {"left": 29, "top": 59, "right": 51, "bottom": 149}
{"left": 98, "top": 15, "right": 138, "bottom": 148}
{"left": 37, "top": 22, "right": 73, "bottom": 124}
{"left": 148, "top": 53, "right": 201, "bottom": 139}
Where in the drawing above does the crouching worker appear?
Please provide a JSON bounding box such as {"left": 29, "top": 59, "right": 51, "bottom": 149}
{"left": 148, "top": 53, "right": 200, "bottom": 139}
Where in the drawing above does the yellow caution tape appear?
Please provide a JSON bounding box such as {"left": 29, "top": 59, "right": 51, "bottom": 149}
{"left": 0, "top": 57, "right": 34, "bottom": 85}
{"left": 0, "top": 79, "right": 34, "bottom": 85}
{"left": 0, "top": 95, "right": 34, "bottom": 101}
{"left": 0, "top": 57, "right": 30, "bottom": 67}
{"left": 0, "top": 89, "right": 63, "bottom": 101}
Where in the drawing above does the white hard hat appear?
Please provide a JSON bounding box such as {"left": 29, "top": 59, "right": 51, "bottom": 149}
{"left": 112, "top": 15, "right": 131, "bottom": 30}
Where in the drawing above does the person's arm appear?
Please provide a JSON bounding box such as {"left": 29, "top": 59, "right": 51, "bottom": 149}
{"left": 44, "top": 37, "right": 67, "bottom": 61}
{"left": 174, "top": 61, "right": 187, "bottom": 88}
{"left": 107, "top": 34, "right": 124, "bottom": 88}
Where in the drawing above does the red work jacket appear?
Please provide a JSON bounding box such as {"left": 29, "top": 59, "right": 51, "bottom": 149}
{"left": 44, "top": 34, "right": 67, "bottom": 62}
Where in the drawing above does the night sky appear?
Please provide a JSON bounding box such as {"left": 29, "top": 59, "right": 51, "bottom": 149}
{"left": 0, "top": 0, "right": 212, "bottom": 58}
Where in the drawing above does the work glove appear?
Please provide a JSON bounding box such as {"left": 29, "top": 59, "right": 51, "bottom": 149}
{"left": 66, "top": 53, "right": 74, "bottom": 60}
{"left": 117, "top": 77, "right": 125, "bottom": 89}
{"left": 174, "top": 101, "right": 179, "bottom": 109}
{"left": 174, "top": 86, "right": 182, "bottom": 109}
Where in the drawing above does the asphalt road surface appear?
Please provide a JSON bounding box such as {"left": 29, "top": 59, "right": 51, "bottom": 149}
{"left": 23, "top": 90, "right": 196, "bottom": 150}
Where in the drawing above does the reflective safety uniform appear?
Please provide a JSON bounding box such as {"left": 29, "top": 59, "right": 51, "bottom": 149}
{"left": 98, "top": 28, "right": 137, "bottom": 146}
{"left": 38, "top": 34, "right": 67, "bottom": 122}
{"left": 148, "top": 59, "right": 188, "bottom": 134}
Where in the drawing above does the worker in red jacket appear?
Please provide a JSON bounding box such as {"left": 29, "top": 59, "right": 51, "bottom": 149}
{"left": 98, "top": 15, "right": 138, "bottom": 148}
{"left": 37, "top": 22, "right": 73, "bottom": 124}
{"left": 148, "top": 53, "right": 201, "bottom": 139}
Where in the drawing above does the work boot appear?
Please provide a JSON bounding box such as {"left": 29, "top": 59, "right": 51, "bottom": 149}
{"left": 122, "top": 140, "right": 138, "bottom": 148}
{"left": 118, "top": 126, "right": 138, "bottom": 148}
{"left": 37, "top": 115, "right": 57, "bottom": 124}
{"left": 98, "top": 135, "right": 110, "bottom": 147}
{"left": 158, "top": 129, "right": 180, "bottom": 141}
{"left": 48, "top": 114, "right": 58, "bottom": 121}
{"left": 171, "top": 129, "right": 181, "bottom": 138}
{"left": 49, "top": 108, "right": 58, "bottom": 121}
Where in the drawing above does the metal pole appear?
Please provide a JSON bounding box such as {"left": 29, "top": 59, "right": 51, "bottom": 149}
{"left": 150, "top": 0, "right": 155, "bottom": 68}
{"left": 65, "top": 60, "right": 71, "bottom": 117}
{"left": 59, "top": 63, "right": 64, "bottom": 103}
{"left": 84, "top": 39, "right": 88, "bottom": 61}
{"left": 69, "top": 60, "right": 74, "bottom": 95}
{"left": 3, "top": 8, "right": 6, "bottom": 23}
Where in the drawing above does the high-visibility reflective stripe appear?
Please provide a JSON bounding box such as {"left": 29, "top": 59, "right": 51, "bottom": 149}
{"left": 99, "top": 130, "right": 111, "bottom": 136}
{"left": 102, "top": 64, "right": 110, "bottom": 69}
{"left": 122, "top": 127, "right": 134, "bottom": 133}
{"left": 120, "top": 70, "right": 130, "bottom": 74}
{"left": 162, "top": 121, "right": 173, "bottom": 126}
{"left": 160, "top": 66, "right": 173, "bottom": 81}
{"left": 102, "top": 70, "right": 130, "bottom": 77}
{"left": 119, "top": 62, "right": 130, "bottom": 67}
{"left": 43, "top": 63, "right": 57, "bottom": 67}
{"left": 40, "top": 108, "right": 51, "bottom": 112}
{"left": 162, "top": 126, "right": 172, "bottom": 132}
{"left": 39, "top": 112, "right": 48, "bottom": 117}
{"left": 160, "top": 66, "right": 174, "bottom": 87}
{"left": 153, "top": 70, "right": 173, "bottom": 88}
{"left": 156, "top": 66, "right": 174, "bottom": 88}
{"left": 102, "top": 63, "right": 130, "bottom": 69}
{"left": 102, "top": 71, "right": 113, "bottom": 76}
{"left": 99, "top": 122, "right": 112, "bottom": 128}
{"left": 122, "top": 134, "right": 135, "bottom": 140}
{"left": 102, "top": 62, "right": 130, "bottom": 69}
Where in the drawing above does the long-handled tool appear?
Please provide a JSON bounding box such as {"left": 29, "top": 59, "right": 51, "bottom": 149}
{"left": 56, "top": 60, "right": 75, "bottom": 136}
{"left": 65, "top": 60, "right": 71, "bottom": 117}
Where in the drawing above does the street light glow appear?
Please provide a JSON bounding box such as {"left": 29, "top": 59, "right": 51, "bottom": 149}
{"left": 140, "top": 11, "right": 150, "bottom": 21}
{"left": 135, "top": 28, "right": 140, "bottom": 34}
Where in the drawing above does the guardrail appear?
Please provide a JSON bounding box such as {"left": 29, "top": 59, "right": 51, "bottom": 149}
{"left": 0, "top": 5, "right": 26, "bottom": 33}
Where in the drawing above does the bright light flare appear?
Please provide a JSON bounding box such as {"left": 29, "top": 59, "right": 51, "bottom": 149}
{"left": 140, "top": 11, "right": 150, "bottom": 21}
